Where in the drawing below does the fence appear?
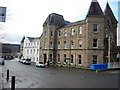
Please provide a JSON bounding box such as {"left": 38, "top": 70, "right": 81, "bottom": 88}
{"left": 108, "top": 62, "right": 120, "bottom": 69}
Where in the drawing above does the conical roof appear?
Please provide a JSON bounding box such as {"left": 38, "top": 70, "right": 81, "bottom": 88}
{"left": 104, "top": 3, "right": 118, "bottom": 24}
{"left": 87, "top": 0, "right": 104, "bottom": 17}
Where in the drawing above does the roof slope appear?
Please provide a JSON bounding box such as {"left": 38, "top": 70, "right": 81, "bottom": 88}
{"left": 86, "top": 0, "right": 104, "bottom": 16}
{"left": 43, "top": 13, "right": 66, "bottom": 27}
{"left": 27, "top": 37, "right": 40, "bottom": 42}
{"left": 104, "top": 3, "right": 118, "bottom": 24}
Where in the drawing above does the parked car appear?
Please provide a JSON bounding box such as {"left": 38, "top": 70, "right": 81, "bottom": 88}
{"left": 21, "top": 58, "right": 31, "bottom": 65}
{"left": 24, "top": 59, "right": 31, "bottom": 65}
{"left": 0, "top": 58, "right": 5, "bottom": 65}
{"left": 20, "top": 58, "right": 25, "bottom": 63}
{"left": 36, "top": 62, "right": 45, "bottom": 68}
{"left": 19, "top": 59, "right": 22, "bottom": 63}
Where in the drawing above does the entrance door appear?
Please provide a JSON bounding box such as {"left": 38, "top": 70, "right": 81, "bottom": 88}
{"left": 43, "top": 54, "right": 46, "bottom": 64}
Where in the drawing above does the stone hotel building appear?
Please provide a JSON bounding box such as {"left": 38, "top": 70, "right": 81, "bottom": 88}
{"left": 39, "top": 0, "right": 118, "bottom": 67}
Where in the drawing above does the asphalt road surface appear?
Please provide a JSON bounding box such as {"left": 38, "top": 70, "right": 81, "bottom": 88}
{"left": 0, "top": 58, "right": 119, "bottom": 88}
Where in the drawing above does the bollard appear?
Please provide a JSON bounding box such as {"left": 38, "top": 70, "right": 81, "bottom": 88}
{"left": 11, "top": 76, "right": 15, "bottom": 90}
{"left": 7, "top": 70, "right": 9, "bottom": 82}
{"left": 2, "top": 73, "right": 3, "bottom": 77}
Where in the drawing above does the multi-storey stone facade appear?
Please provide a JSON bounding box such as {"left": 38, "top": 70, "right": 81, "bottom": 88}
{"left": 40, "top": 0, "right": 118, "bottom": 68}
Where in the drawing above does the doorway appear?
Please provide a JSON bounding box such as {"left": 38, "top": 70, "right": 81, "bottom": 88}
{"left": 43, "top": 54, "right": 46, "bottom": 64}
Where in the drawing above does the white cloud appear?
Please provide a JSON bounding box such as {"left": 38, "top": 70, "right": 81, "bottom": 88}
{"left": 0, "top": 0, "right": 119, "bottom": 44}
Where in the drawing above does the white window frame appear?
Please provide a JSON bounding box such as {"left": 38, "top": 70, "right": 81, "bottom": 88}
{"left": 93, "top": 24, "right": 98, "bottom": 33}
{"left": 70, "top": 40, "right": 74, "bottom": 49}
{"left": 64, "top": 29, "right": 67, "bottom": 36}
{"left": 37, "top": 49, "right": 39, "bottom": 54}
{"left": 58, "top": 31, "right": 61, "bottom": 37}
{"left": 50, "top": 42, "right": 53, "bottom": 49}
{"left": 78, "top": 40, "right": 82, "bottom": 49}
{"left": 78, "top": 26, "right": 82, "bottom": 34}
{"left": 93, "top": 55, "right": 97, "bottom": 64}
{"left": 71, "top": 28, "right": 75, "bottom": 35}
{"left": 64, "top": 54, "right": 66, "bottom": 63}
{"left": 57, "top": 54, "right": 60, "bottom": 63}
{"left": 93, "top": 39, "right": 98, "bottom": 48}
{"left": 50, "top": 30, "right": 53, "bottom": 36}
{"left": 44, "top": 42, "right": 47, "bottom": 49}
{"left": 58, "top": 42, "right": 60, "bottom": 49}
{"left": 27, "top": 49, "right": 29, "bottom": 54}
{"left": 44, "top": 31, "right": 47, "bottom": 37}
{"left": 64, "top": 41, "right": 67, "bottom": 49}
{"left": 70, "top": 54, "right": 74, "bottom": 63}
{"left": 49, "top": 54, "right": 52, "bottom": 62}
{"left": 78, "top": 55, "right": 82, "bottom": 65}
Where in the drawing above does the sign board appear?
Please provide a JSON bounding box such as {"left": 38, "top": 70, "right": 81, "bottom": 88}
{"left": 65, "top": 58, "right": 70, "bottom": 60}
{"left": 0, "top": 7, "right": 6, "bottom": 22}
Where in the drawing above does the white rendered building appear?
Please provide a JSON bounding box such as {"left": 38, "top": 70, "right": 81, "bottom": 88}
{"left": 21, "top": 36, "right": 40, "bottom": 64}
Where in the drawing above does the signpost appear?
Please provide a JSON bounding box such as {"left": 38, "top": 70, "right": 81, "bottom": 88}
{"left": 0, "top": 7, "right": 6, "bottom": 22}
{"left": 0, "top": 6, "right": 6, "bottom": 58}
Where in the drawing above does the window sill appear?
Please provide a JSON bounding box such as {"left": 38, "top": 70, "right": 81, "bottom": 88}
{"left": 93, "top": 32, "right": 98, "bottom": 34}
{"left": 93, "top": 47, "right": 98, "bottom": 49}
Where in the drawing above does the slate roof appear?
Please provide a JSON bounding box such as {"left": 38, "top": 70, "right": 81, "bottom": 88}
{"left": 27, "top": 37, "right": 40, "bottom": 42}
{"left": 20, "top": 36, "right": 25, "bottom": 43}
{"left": 104, "top": 3, "right": 118, "bottom": 24}
{"left": 43, "top": 13, "right": 66, "bottom": 27}
{"left": 86, "top": 0, "right": 104, "bottom": 16}
{"left": 61, "top": 20, "right": 85, "bottom": 28}
{"left": 66, "top": 20, "right": 84, "bottom": 26}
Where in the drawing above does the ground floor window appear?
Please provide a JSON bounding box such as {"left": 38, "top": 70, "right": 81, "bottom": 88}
{"left": 49, "top": 54, "right": 52, "bottom": 62}
{"left": 33, "top": 57, "right": 35, "bottom": 62}
{"left": 57, "top": 54, "right": 60, "bottom": 62}
{"left": 64, "top": 54, "right": 66, "bottom": 62}
{"left": 70, "top": 55, "right": 73, "bottom": 63}
{"left": 37, "top": 57, "right": 38, "bottom": 62}
{"left": 93, "top": 55, "right": 97, "bottom": 64}
{"left": 78, "top": 55, "right": 82, "bottom": 64}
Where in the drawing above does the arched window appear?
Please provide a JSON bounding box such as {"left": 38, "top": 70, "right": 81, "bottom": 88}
{"left": 105, "top": 25, "right": 110, "bottom": 38}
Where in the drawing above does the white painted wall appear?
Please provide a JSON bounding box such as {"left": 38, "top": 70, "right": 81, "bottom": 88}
{"left": 23, "top": 37, "right": 40, "bottom": 64}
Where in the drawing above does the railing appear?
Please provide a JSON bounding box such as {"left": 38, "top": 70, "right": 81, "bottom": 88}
{"left": 108, "top": 62, "right": 120, "bottom": 69}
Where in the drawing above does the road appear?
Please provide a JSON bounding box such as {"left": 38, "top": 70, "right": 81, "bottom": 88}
{"left": 0, "top": 58, "right": 119, "bottom": 88}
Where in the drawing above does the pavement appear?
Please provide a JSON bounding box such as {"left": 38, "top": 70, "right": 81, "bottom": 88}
{"left": 0, "top": 66, "right": 2, "bottom": 89}
{"left": 0, "top": 58, "right": 120, "bottom": 89}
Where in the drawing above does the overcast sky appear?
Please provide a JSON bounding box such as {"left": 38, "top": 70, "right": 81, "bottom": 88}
{"left": 0, "top": 0, "right": 119, "bottom": 45}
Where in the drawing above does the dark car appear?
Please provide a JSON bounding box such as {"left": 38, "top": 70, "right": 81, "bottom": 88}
{"left": 0, "top": 58, "right": 5, "bottom": 65}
